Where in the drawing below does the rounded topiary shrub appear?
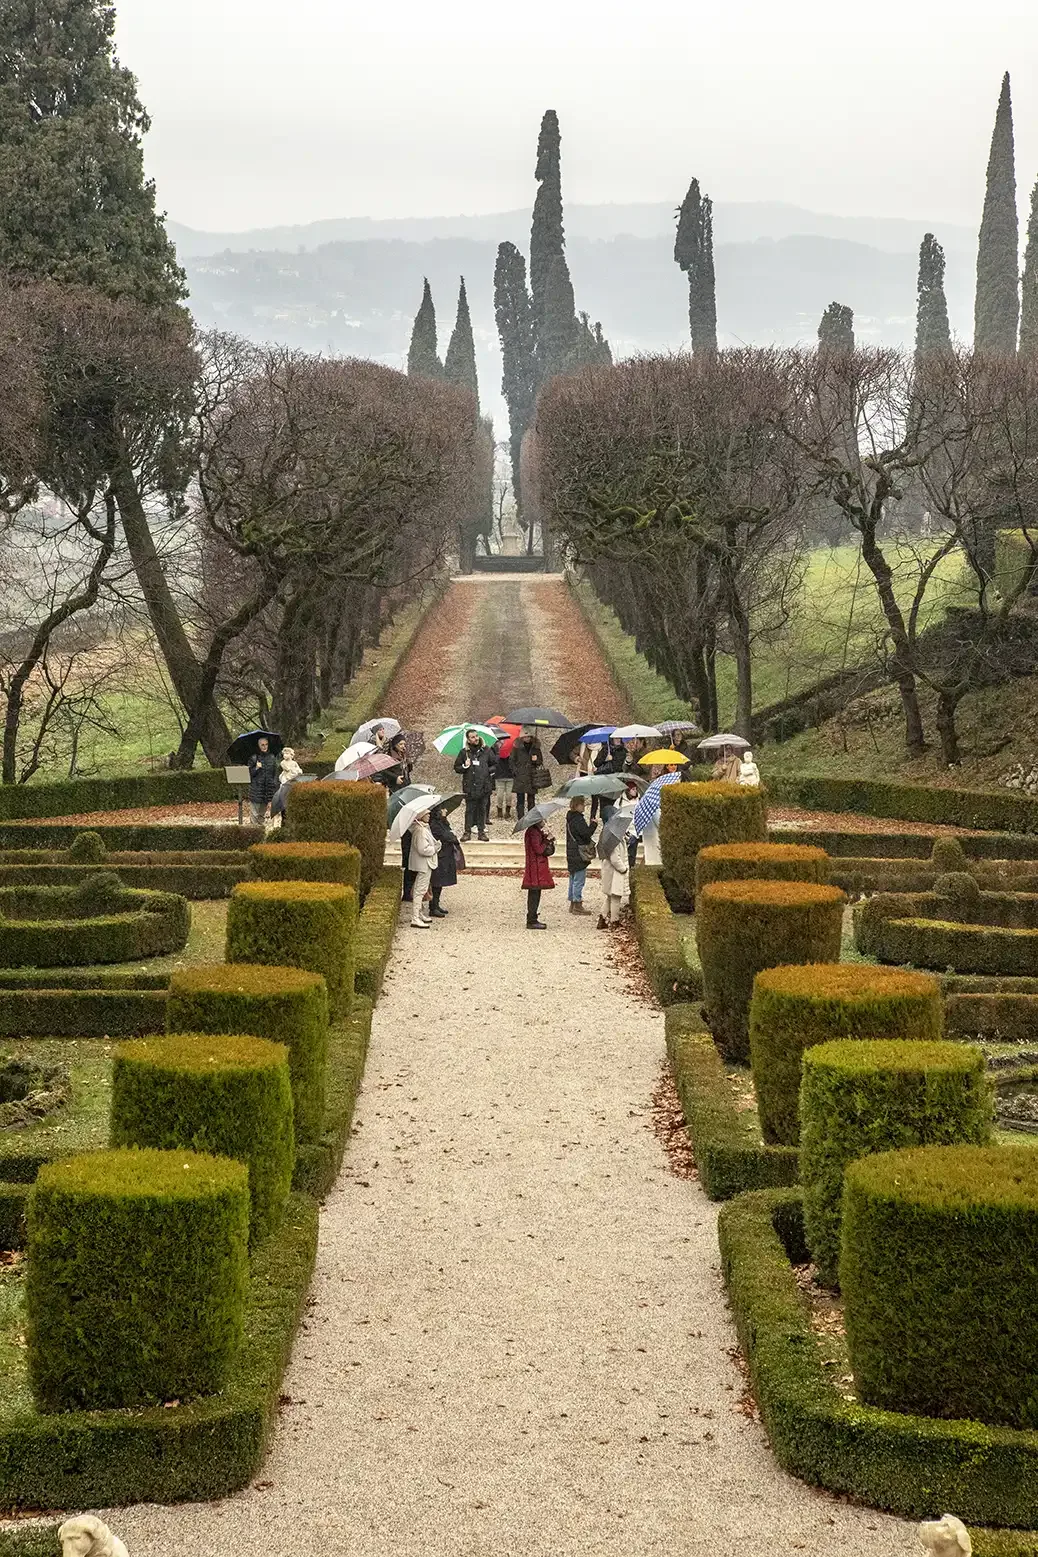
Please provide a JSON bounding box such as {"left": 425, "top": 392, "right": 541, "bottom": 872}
{"left": 801, "top": 1039, "right": 991, "bottom": 1287}
{"left": 26, "top": 1147, "right": 249, "bottom": 1411}
{"left": 659, "top": 781, "right": 767, "bottom": 905}
{"left": 286, "top": 782, "right": 386, "bottom": 900}
{"left": 696, "top": 880, "right": 845, "bottom": 1063}
{"left": 0, "top": 877, "right": 190, "bottom": 967}
{"left": 67, "top": 830, "right": 106, "bottom": 864}
{"left": 695, "top": 841, "right": 829, "bottom": 895}
{"left": 226, "top": 880, "right": 356, "bottom": 1019}
{"left": 111, "top": 1033, "right": 294, "bottom": 1245}
{"left": 842, "top": 1144, "right": 1038, "bottom": 1428}
{"left": 930, "top": 836, "right": 970, "bottom": 875}
{"left": 749, "top": 963, "right": 943, "bottom": 1146}
{"left": 249, "top": 840, "right": 361, "bottom": 893}
{"left": 167, "top": 963, "right": 328, "bottom": 1144}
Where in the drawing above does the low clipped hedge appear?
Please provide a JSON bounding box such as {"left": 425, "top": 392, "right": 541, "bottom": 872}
{"left": 249, "top": 841, "right": 362, "bottom": 892}
{"left": 353, "top": 866, "right": 403, "bottom": 1001}
{"left": 26, "top": 1148, "right": 249, "bottom": 1412}
{"left": 871, "top": 914, "right": 1038, "bottom": 978}
{"left": 695, "top": 840, "right": 829, "bottom": 894}
{"left": 697, "top": 880, "right": 846, "bottom": 1063}
{"left": 659, "top": 781, "right": 767, "bottom": 905}
{"left": 768, "top": 773, "right": 1038, "bottom": 834}
{"left": 666, "top": 1005, "right": 798, "bottom": 1199}
{"left": 800, "top": 1039, "right": 991, "bottom": 1287}
{"left": 631, "top": 866, "right": 703, "bottom": 1005}
{"left": 294, "top": 996, "right": 372, "bottom": 1200}
{"left": 0, "top": 875, "right": 190, "bottom": 967}
{"left": 769, "top": 826, "right": 1038, "bottom": 864}
{"left": 946, "top": 992, "right": 1038, "bottom": 1041}
{"left": 111, "top": 1035, "right": 295, "bottom": 1246}
{"left": 0, "top": 823, "right": 263, "bottom": 852}
{"left": 718, "top": 1185, "right": 1038, "bottom": 1525}
{"left": 842, "top": 1145, "right": 1038, "bottom": 1429}
{"left": 226, "top": 880, "right": 356, "bottom": 1020}
{"left": 0, "top": 859, "right": 248, "bottom": 898}
{"left": 749, "top": 963, "right": 944, "bottom": 1146}
{"left": 286, "top": 782, "right": 386, "bottom": 900}
{"left": 0, "top": 1182, "right": 27, "bottom": 1248}
{"left": 0, "top": 989, "right": 165, "bottom": 1038}
{"left": 0, "top": 768, "right": 226, "bottom": 822}
{"left": 167, "top": 964, "right": 328, "bottom": 1145}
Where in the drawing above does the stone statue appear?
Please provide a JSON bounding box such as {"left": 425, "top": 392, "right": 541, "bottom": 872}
{"left": 919, "top": 1515, "right": 971, "bottom": 1557}
{"left": 279, "top": 747, "right": 303, "bottom": 784}
{"left": 737, "top": 751, "right": 761, "bottom": 787}
{"left": 59, "top": 1514, "right": 130, "bottom": 1557}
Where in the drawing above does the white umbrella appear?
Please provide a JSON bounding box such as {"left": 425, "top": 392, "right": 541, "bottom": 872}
{"left": 389, "top": 792, "right": 444, "bottom": 842}
{"left": 697, "top": 732, "right": 751, "bottom": 753}
{"left": 334, "top": 740, "right": 377, "bottom": 772}
{"left": 612, "top": 723, "right": 662, "bottom": 741}
{"left": 354, "top": 716, "right": 401, "bottom": 746}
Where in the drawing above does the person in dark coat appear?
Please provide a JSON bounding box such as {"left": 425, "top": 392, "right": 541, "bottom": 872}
{"left": 379, "top": 733, "right": 412, "bottom": 792}
{"left": 521, "top": 818, "right": 555, "bottom": 929}
{"left": 429, "top": 803, "right": 459, "bottom": 918}
{"left": 454, "top": 728, "right": 494, "bottom": 842}
{"left": 248, "top": 736, "right": 279, "bottom": 825}
{"left": 565, "top": 797, "right": 597, "bottom": 914}
{"left": 511, "top": 733, "right": 547, "bottom": 821}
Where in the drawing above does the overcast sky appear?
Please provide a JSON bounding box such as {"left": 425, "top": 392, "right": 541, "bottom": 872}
{"left": 116, "top": 0, "right": 1038, "bottom": 234}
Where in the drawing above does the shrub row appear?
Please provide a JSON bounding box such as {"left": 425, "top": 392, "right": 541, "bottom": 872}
{"left": 0, "top": 769, "right": 228, "bottom": 822}
{"left": 354, "top": 867, "right": 404, "bottom": 1001}
{"left": 695, "top": 840, "right": 829, "bottom": 893}
{"left": 630, "top": 866, "right": 703, "bottom": 1005}
{"left": 768, "top": 774, "right": 1038, "bottom": 835}
{"left": 294, "top": 997, "right": 373, "bottom": 1200}
{"left": 945, "top": 992, "right": 1038, "bottom": 1040}
{"left": 0, "top": 861, "right": 248, "bottom": 898}
{"left": 249, "top": 841, "right": 361, "bottom": 891}
{"left": 0, "top": 877, "right": 190, "bottom": 968}
{"left": 286, "top": 782, "right": 386, "bottom": 900}
{"left": 865, "top": 913, "right": 1038, "bottom": 977}
{"left": 659, "top": 781, "right": 767, "bottom": 904}
{"left": 0, "top": 824, "right": 263, "bottom": 852}
{"left": 0, "top": 990, "right": 166, "bottom": 1038}
{"left": 226, "top": 880, "right": 356, "bottom": 1020}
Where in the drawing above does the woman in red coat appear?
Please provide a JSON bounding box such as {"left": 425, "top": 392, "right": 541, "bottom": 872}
{"left": 522, "top": 820, "right": 555, "bottom": 929}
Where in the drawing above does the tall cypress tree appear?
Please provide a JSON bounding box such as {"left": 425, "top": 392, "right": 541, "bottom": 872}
{"left": 494, "top": 241, "right": 537, "bottom": 515}
{"left": 539, "top": 253, "right": 578, "bottom": 381}
{"left": 674, "top": 179, "right": 718, "bottom": 352}
{"left": 407, "top": 278, "right": 442, "bottom": 379}
{"left": 0, "top": 0, "right": 184, "bottom": 305}
{"left": 974, "top": 72, "right": 1019, "bottom": 355}
{"left": 530, "top": 109, "right": 565, "bottom": 341}
{"left": 444, "top": 277, "right": 479, "bottom": 408}
{"left": 1020, "top": 178, "right": 1038, "bottom": 357}
{"left": 914, "top": 233, "right": 952, "bottom": 364}
{"left": 817, "top": 302, "right": 855, "bottom": 351}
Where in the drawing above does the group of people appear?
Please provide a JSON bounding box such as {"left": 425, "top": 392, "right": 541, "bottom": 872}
{"left": 453, "top": 727, "right": 550, "bottom": 839}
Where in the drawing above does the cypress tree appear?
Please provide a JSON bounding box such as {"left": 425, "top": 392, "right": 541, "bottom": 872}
{"left": 915, "top": 233, "right": 952, "bottom": 363}
{"left": 493, "top": 241, "right": 537, "bottom": 515}
{"left": 530, "top": 109, "right": 565, "bottom": 340}
{"left": 674, "top": 179, "right": 718, "bottom": 352}
{"left": 444, "top": 277, "right": 479, "bottom": 408}
{"left": 407, "top": 278, "right": 442, "bottom": 379}
{"left": 974, "top": 72, "right": 1019, "bottom": 355}
{"left": 539, "top": 253, "right": 578, "bottom": 381}
{"left": 1020, "top": 178, "right": 1038, "bottom": 357}
{"left": 571, "top": 313, "right": 613, "bottom": 368}
{"left": 817, "top": 302, "right": 855, "bottom": 351}
{"left": 0, "top": 0, "right": 184, "bottom": 305}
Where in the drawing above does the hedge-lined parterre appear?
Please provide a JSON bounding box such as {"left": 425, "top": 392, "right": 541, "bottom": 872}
{"left": 659, "top": 780, "right": 767, "bottom": 905}
{"left": 857, "top": 883, "right": 1038, "bottom": 975}
{"left": 630, "top": 866, "right": 703, "bottom": 1005}
{"left": 695, "top": 840, "right": 830, "bottom": 894}
{"left": 26, "top": 1148, "right": 249, "bottom": 1412}
{"left": 285, "top": 781, "right": 386, "bottom": 900}
{"left": 249, "top": 840, "right": 362, "bottom": 892}
{"left": 800, "top": 1039, "right": 991, "bottom": 1287}
{"left": 767, "top": 773, "right": 1038, "bottom": 835}
{"left": 167, "top": 964, "right": 328, "bottom": 1144}
{"left": 749, "top": 963, "right": 944, "bottom": 1146}
{"left": 842, "top": 1144, "right": 1038, "bottom": 1429}
{"left": 697, "top": 880, "right": 846, "bottom": 1063}
{"left": 0, "top": 874, "right": 190, "bottom": 967}
{"left": 0, "top": 767, "right": 228, "bottom": 823}
{"left": 226, "top": 880, "right": 356, "bottom": 1020}
{"left": 111, "top": 1034, "right": 295, "bottom": 1245}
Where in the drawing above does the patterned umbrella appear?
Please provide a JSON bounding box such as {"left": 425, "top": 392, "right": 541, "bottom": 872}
{"left": 334, "top": 740, "right": 377, "bottom": 772}
{"left": 433, "top": 723, "right": 499, "bottom": 756}
{"left": 339, "top": 752, "right": 401, "bottom": 781}
{"left": 633, "top": 773, "right": 683, "bottom": 835}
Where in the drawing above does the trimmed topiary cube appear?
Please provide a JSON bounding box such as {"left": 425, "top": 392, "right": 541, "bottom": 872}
{"left": 801, "top": 1039, "right": 991, "bottom": 1287}
{"left": 696, "top": 880, "right": 845, "bottom": 1063}
{"left": 696, "top": 841, "right": 829, "bottom": 895}
{"left": 111, "top": 1033, "right": 295, "bottom": 1244}
{"left": 286, "top": 782, "right": 386, "bottom": 900}
{"left": 249, "top": 840, "right": 361, "bottom": 893}
{"left": 26, "top": 1147, "right": 249, "bottom": 1411}
{"left": 749, "top": 963, "right": 943, "bottom": 1146}
{"left": 167, "top": 963, "right": 328, "bottom": 1144}
{"left": 842, "top": 1144, "right": 1038, "bottom": 1428}
{"left": 226, "top": 880, "right": 356, "bottom": 1020}
{"left": 659, "top": 781, "right": 767, "bottom": 906}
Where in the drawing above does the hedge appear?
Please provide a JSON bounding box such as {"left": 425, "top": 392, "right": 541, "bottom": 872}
{"left": 167, "top": 964, "right": 328, "bottom": 1144}
{"left": 842, "top": 1145, "right": 1038, "bottom": 1429}
{"left": 748, "top": 963, "right": 944, "bottom": 1146}
{"left": 0, "top": 989, "right": 166, "bottom": 1039}
{"left": 111, "top": 1035, "right": 295, "bottom": 1246}
{"left": 26, "top": 1148, "right": 249, "bottom": 1412}
{"left": 0, "top": 1041, "right": 112, "bottom": 1183}
{"left": 718, "top": 1186, "right": 1038, "bottom": 1525}
{"left": 0, "top": 1182, "right": 27, "bottom": 1248}
{"left": 658, "top": 781, "right": 767, "bottom": 905}
{"left": 0, "top": 823, "right": 262, "bottom": 852}
{"left": 249, "top": 840, "right": 362, "bottom": 893}
{"left": 294, "top": 996, "right": 372, "bottom": 1200}
{"left": 768, "top": 774, "right": 1038, "bottom": 834}
{"left": 695, "top": 840, "right": 829, "bottom": 894}
{"left": 0, "top": 769, "right": 227, "bottom": 822}
{"left": 286, "top": 781, "right": 386, "bottom": 900}
{"left": 353, "top": 866, "right": 403, "bottom": 1001}
{"left": 697, "top": 880, "right": 846, "bottom": 1063}
{"left": 946, "top": 992, "right": 1038, "bottom": 1041}
{"left": 666, "top": 1005, "right": 799, "bottom": 1199}
{"left": 0, "top": 875, "right": 190, "bottom": 967}
{"left": 630, "top": 866, "right": 703, "bottom": 1005}
{"left": 868, "top": 914, "right": 1038, "bottom": 978}
{"left": 0, "top": 859, "right": 249, "bottom": 899}
{"left": 800, "top": 1039, "right": 991, "bottom": 1286}
{"left": 226, "top": 880, "right": 356, "bottom": 1020}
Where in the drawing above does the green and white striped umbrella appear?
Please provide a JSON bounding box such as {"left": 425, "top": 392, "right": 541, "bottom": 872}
{"left": 432, "top": 723, "right": 499, "bottom": 757}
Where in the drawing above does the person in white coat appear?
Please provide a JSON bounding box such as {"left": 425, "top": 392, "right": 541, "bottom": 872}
{"left": 598, "top": 834, "right": 631, "bottom": 928}
{"left": 407, "top": 812, "right": 438, "bottom": 928}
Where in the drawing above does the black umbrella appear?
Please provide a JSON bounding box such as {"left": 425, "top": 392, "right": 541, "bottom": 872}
{"left": 504, "top": 706, "right": 572, "bottom": 729}
{"left": 597, "top": 808, "right": 635, "bottom": 859}
{"left": 550, "top": 723, "right": 600, "bottom": 764}
{"left": 227, "top": 729, "right": 284, "bottom": 762}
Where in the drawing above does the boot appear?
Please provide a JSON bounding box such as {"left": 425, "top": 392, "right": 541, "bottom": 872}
{"left": 569, "top": 900, "right": 590, "bottom": 915}
{"left": 596, "top": 914, "right": 608, "bottom": 929}
{"left": 461, "top": 831, "right": 472, "bottom": 843}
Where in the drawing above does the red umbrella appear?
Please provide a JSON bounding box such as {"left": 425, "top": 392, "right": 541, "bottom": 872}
{"left": 487, "top": 715, "right": 522, "bottom": 760}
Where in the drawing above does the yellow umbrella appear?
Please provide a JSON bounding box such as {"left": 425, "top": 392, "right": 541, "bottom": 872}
{"left": 638, "top": 748, "right": 690, "bottom": 766}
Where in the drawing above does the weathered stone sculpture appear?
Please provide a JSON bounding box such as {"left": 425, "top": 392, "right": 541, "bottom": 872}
{"left": 59, "top": 1514, "right": 130, "bottom": 1557}
{"left": 919, "top": 1515, "right": 971, "bottom": 1557}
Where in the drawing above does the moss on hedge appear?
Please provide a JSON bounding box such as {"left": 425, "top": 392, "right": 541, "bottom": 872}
{"left": 286, "top": 782, "right": 387, "bottom": 900}
{"left": 631, "top": 867, "right": 703, "bottom": 1005}
{"left": 226, "top": 881, "right": 356, "bottom": 1020}
{"left": 658, "top": 781, "right": 767, "bottom": 905}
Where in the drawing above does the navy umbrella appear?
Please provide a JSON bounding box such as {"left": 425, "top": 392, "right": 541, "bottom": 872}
{"left": 227, "top": 729, "right": 283, "bottom": 762}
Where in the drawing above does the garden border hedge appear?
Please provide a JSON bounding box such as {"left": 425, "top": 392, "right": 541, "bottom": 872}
{"left": 0, "top": 861, "right": 248, "bottom": 899}
{"left": 768, "top": 774, "right": 1038, "bottom": 835}
{"left": 353, "top": 867, "right": 403, "bottom": 1001}
{"left": 0, "top": 825, "right": 262, "bottom": 853}
{"left": 0, "top": 990, "right": 165, "bottom": 1038}
{"left": 0, "top": 879, "right": 190, "bottom": 968}
{"left": 0, "top": 770, "right": 227, "bottom": 823}
{"left": 630, "top": 867, "right": 703, "bottom": 1005}
{"left": 718, "top": 1186, "right": 1038, "bottom": 1526}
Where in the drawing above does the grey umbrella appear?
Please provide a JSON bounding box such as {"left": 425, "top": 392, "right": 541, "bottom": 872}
{"left": 597, "top": 807, "right": 635, "bottom": 859}
{"left": 512, "top": 800, "right": 567, "bottom": 834}
{"left": 697, "top": 732, "right": 751, "bottom": 753}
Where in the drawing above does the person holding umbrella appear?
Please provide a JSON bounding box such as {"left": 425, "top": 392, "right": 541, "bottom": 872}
{"left": 380, "top": 733, "right": 412, "bottom": 791}
{"left": 511, "top": 729, "right": 548, "bottom": 821}
{"left": 248, "top": 736, "right": 280, "bottom": 826}
{"left": 565, "top": 797, "right": 597, "bottom": 915}
{"left": 598, "top": 814, "right": 632, "bottom": 929}
{"left": 407, "top": 808, "right": 439, "bottom": 928}
{"left": 429, "top": 802, "right": 460, "bottom": 917}
{"left": 521, "top": 810, "right": 556, "bottom": 930}
{"left": 454, "top": 727, "right": 494, "bottom": 842}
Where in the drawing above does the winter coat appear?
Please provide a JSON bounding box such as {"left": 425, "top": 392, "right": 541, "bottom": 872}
{"left": 600, "top": 840, "right": 630, "bottom": 901}
{"left": 248, "top": 750, "right": 279, "bottom": 803}
{"left": 430, "top": 811, "right": 459, "bottom": 888}
{"left": 378, "top": 754, "right": 412, "bottom": 791}
{"left": 407, "top": 821, "right": 438, "bottom": 875}
{"left": 565, "top": 811, "right": 597, "bottom": 873}
{"left": 454, "top": 744, "right": 495, "bottom": 797}
{"left": 511, "top": 737, "right": 545, "bottom": 794}
{"left": 521, "top": 824, "right": 555, "bottom": 890}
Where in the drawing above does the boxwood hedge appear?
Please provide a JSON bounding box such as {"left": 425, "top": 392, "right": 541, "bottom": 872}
{"left": 353, "top": 866, "right": 404, "bottom": 1002}
{"left": 768, "top": 774, "right": 1038, "bottom": 834}
{"left": 286, "top": 782, "right": 386, "bottom": 900}
{"left": 249, "top": 841, "right": 362, "bottom": 892}
{"left": 695, "top": 840, "right": 829, "bottom": 894}
{"left": 0, "top": 769, "right": 227, "bottom": 823}
{"left": 0, "top": 875, "right": 190, "bottom": 968}
{"left": 658, "top": 781, "right": 767, "bottom": 905}
{"left": 630, "top": 866, "right": 703, "bottom": 1006}
{"left": 0, "top": 824, "right": 263, "bottom": 852}
{"left": 226, "top": 880, "right": 356, "bottom": 1020}
{"left": 0, "top": 989, "right": 166, "bottom": 1039}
